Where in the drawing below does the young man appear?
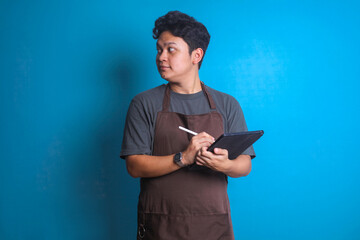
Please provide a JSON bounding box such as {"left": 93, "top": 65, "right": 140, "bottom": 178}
{"left": 120, "top": 11, "right": 255, "bottom": 240}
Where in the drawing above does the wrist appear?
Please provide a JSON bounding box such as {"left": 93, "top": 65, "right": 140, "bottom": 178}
{"left": 222, "top": 158, "right": 233, "bottom": 175}
{"left": 181, "top": 151, "right": 193, "bottom": 166}
{"left": 174, "top": 152, "right": 186, "bottom": 167}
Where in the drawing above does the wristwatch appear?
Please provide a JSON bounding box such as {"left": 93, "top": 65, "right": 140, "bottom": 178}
{"left": 174, "top": 152, "right": 186, "bottom": 167}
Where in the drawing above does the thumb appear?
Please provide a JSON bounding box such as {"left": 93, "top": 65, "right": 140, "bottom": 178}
{"left": 214, "top": 148, "right": 228, "bottom": 156}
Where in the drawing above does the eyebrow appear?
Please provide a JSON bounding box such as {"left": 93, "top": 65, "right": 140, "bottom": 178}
{"left": 156, "top": 41, "right": 177, "bottom": 48}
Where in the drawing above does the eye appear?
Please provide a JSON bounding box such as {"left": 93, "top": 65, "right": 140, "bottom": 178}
{"left": 156, "top": 48, "right": 162, "bottom": 54}
{"left": 168, "top": 47, "right": 175, "bottom": 52}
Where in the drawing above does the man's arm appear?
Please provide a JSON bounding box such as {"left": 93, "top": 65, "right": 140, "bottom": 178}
{"left": 196, "top": 147, "right": 252, "bottom": 178}
{"left": 126, "top": 154, "right": 179, "bottom": 178}
{"left": 125, "top": 132, "right": 215, "bottom": 178}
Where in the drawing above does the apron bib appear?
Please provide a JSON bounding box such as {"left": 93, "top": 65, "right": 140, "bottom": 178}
{"left": 137, "top": 83, "right": 234, "bottom": 240}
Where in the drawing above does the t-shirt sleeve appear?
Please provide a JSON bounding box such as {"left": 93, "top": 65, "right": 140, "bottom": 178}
{"left": 120, "top": 97, "right": 153, "bottom": 159}
{"left": 226, "top": 97, "right": 256, "bottom": 159}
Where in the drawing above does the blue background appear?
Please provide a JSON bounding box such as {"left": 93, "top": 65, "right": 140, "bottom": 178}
{"left": 1, "top": 0, "right": 359, "bottom": 239}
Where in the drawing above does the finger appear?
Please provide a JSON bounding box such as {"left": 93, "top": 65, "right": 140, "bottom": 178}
{"left": 196, "top": 148, "right": 203, "bottom": 157}
{"left": 192, "top": 134, "right": 213, "bottom": 144}
{"left": 195, "top": 157, "right": 205, "bottom": 165}
{"left": 197, "top": 153, "right": 211, "bottom": 163}
{"left": 214, "top": 148, "right": 228, "bottom": 156}
{"left": 197, "top": 147, "right": 206, "bottom": 157}
{"left": 199, "top": 148, "right": 214, "bottom": 159}
{"left": 196, "top": 160, "right": 204, "bottom": 166}
{"left": 196, "top": 157, "right": 208, "bottom": 166}
{"left": 197, "top": 132, "right": 215, "bottom": 142}
{"left": 200, "top": 146, "right": 209, "bottom": 155}
{"left": 197, "top": 137, "right": 215, "bottom": 145}
{"left": 196, "top": 141, "right": 212, "bottom": 148}
{"left": 198, "top": 143, "right": 213, "bottom": 151}
{"left": 193, "top": 140, "right": 213, "bottom": 152}
{"left": 196, "top": 152, "right": 209, "bottom": 161}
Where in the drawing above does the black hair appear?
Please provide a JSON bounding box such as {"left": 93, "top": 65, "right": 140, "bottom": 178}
{"left": 153, "top": 11, "right": 210, "bottom": 69}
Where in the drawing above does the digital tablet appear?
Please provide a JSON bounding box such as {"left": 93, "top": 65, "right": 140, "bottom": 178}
{"left": 207, "top": 130, "right": 264, "bottom": 159}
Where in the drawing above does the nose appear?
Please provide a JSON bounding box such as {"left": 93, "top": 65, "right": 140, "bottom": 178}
{"left": 158, "top": 50, "right": 167, "bottom": 62}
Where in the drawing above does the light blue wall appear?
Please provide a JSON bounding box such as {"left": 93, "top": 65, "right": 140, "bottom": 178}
{"left": 1, "top": 1, "right": 359, "bottom": 239}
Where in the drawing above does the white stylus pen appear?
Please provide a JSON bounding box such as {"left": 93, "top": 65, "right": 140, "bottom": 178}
{"left": 178, "top": 126, "right": 198, "bottom": 136}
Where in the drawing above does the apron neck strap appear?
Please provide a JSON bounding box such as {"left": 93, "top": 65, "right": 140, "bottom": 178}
{"left": 162, "top": 82, "right": 217, "bottom": 112}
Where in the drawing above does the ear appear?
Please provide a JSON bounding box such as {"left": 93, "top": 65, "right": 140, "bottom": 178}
{"left": 191, "top": 48, "right": 204, "bottom": 65}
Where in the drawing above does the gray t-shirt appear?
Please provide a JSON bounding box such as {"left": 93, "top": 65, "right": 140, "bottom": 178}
{"left": 120, "top": 84, "right": 255, "bottom": 158}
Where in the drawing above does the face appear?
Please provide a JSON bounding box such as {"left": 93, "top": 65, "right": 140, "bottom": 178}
{"left": 156, "top": 31, "right": 197, "bottom": 83}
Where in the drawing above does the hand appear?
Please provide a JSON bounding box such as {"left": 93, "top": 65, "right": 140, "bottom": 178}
{"left": 195, "top": 147, "right": 230, "bottom": 173}
{"left": 182, "top": 132, "right": 215, "bottom": 165}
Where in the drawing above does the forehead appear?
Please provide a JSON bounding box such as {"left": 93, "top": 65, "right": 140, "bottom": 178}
{"left": 156, "top": 31, "right": 188, "bottom": 48}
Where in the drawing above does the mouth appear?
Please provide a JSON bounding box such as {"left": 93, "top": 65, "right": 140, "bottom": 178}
{"left": 159, "top": 64, "right": 170, "bottom": 68}
{"left": 159, "top": 66, "right": 170, "bottom": 71}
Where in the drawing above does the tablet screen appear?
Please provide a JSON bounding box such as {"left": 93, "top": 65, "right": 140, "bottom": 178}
{"left": 207, "top": 130, "right": 264, "bottom": 159}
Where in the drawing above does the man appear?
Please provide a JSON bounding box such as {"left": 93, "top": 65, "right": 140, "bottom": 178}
{"left": 120, "top": 10, "right": 255, "bottom": 240}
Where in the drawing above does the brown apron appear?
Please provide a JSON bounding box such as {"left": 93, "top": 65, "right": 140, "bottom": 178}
{"left": 137, "top": 83, "right": 234, "bottom": 240}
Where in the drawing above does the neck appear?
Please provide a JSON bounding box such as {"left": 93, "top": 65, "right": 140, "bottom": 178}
{"left": 169, "top": 75, "right": 202, "bottom": 94}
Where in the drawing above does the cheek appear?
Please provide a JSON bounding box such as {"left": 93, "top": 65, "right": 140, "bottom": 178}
{"left": 174, "top": 55, "right": 188, "bottom": 66}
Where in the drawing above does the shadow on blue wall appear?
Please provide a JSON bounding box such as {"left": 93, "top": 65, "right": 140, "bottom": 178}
{"left": 94, "top": 53, "right": 141, "bottom": 239}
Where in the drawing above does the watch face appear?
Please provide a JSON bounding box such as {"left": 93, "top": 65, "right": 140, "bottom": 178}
{"left": 174, "top": 152, "right": 182, "bottom": 162}
{"left": 174, "top": 152, "right": 185, "bottom": 167}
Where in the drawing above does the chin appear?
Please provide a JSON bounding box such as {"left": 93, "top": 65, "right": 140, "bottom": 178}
{"left": 160, "top": 74, "right": 172, "bottom": 82}
{"left": 159, "top": 73, "right": 181, "bottom": 84}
